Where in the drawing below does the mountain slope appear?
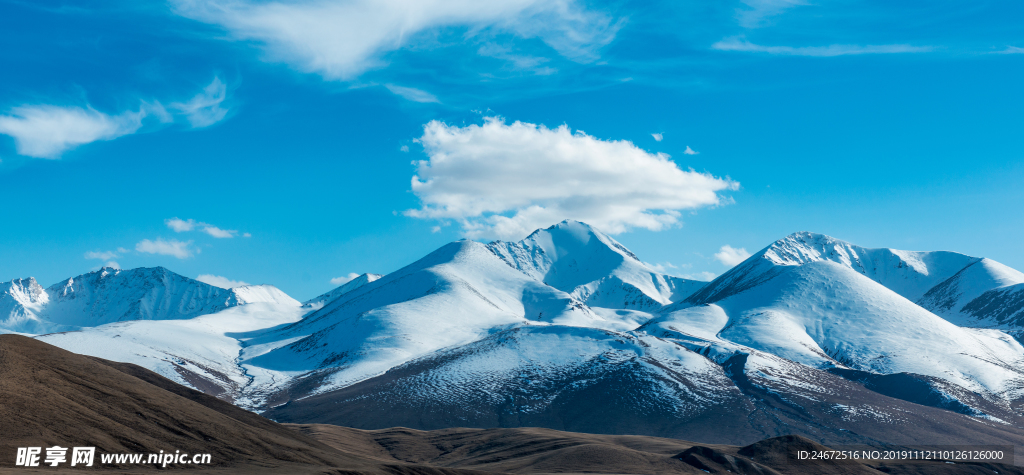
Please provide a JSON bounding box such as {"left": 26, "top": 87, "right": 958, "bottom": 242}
{"left": 652, "top": 261, "right": 1024, "bottom": 418}
{"left": 236, "top": 239, "right": 624, "bottom": 408}
{"left": 267, "top": 323, "right": 1024, "bottom": 447}
{"left": 38, "top": 299, "right": 310, "bottom": 407}
{"left": 918, "top": 258, "right": 1024, "bottom": 327}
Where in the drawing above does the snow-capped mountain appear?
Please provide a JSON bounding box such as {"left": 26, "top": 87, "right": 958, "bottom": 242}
{"left": 15, "top": 223, "right": 1024, "bottom": 446}
{"left": 654, "top": 261, "right": 1024, "bottom": 416}
{"left": 0, "top": 277, "right": 50, "bottom": 334}
{"left": 0, "top": 266, "right": 294, "bottom": 333}
{"left": 262, "top": 227, "right": 1024, "bottom": 444}
{"left": 684, "top": 231, "right": 1024, "bottom": 330}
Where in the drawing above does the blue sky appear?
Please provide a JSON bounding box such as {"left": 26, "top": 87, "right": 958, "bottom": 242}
{"left": 1, "top": 0, "right": 1022, "bottom": 299}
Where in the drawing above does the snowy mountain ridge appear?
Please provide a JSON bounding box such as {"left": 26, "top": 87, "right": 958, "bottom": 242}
{"left": 0, "top": 266, "right": 296, "bottom": 334}
{"left": 684, "top": 231, "right": 1024, "bottom": 329}
{"left": 0, "top": 277, "right": 50, "bottom": 334}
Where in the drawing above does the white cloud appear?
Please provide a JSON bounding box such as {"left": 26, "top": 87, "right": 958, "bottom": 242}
{"left": 170, "top": 77, "right": 229, "bottom": 128}
{"left": 644, "top": 261, "right": 677, "bottom": 274}
{"left": 400, "top": 145, "right": 410, "bottom": 152}
{"left": 737, "top": 0, "right": 806, "bottom": 28}
{"left": 104, "top": 261, "right": 121, "bottom": 270}
{"left": 0, "top": 81, "right": 230, "bottom": 160}
{"left": 644, "top": 261, "right": 714, "bottom": 281}
{"left": 330, "top": 273, "right": 361, "bottom": 285}
{"left": 242, "top": 232, "right": 252, "bottom": 238}
{"left": 171, "top": 0, "right": 619, "bottom": 80}
{"left": 683, "top": 145, "right": 699, "bottom": 155}
{"left": 384, "top": 84, "right": 440, "bottom": 103}
{"left": 135, "top": 238, "right": 195, "bottom": 259}
{"left": 166, "top": 217, "right": 197, "bottom": 232}
{"left": 681, "top": 271, "right": 718, "bottom": 281}
{"left": 197, "top": 274, "right": 250, "bottom": 288}
{"left": 714, "top": 245, "right": 752, "bottom": 267}
{"left": 201, "top": 225, "right": 237, "bottom": 238}
{"left": 651, "top": 133, "right": 663, "bottom": 142}
{"left": 996, "top": 46, "right": 1024, "bottom": 54}
{"left": 405, "top": 117, "right": 738, "bottom": 240}
{"left": 477, "top": 43, "right": 555, "bottom": 75}
{"left": 166, "top": 217, "right": 238, "bottom": 238}
{"left": 712, "top": 37, "right": 932, "bottom": 56}
{"left": 0, "top": 105, "right": 145, "bottom": 158}
{"left": 84, "top": 250, "right": 120, "bottom": 261}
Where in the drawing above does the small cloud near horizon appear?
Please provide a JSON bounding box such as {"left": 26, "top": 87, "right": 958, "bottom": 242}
{"left": 714, "top": 245, "right": 752, "bottom": 267}
{"left": 197, "top": 274, "right": 250, "bottom": 288}
{"left": 166, "top": 217, "right": 239, "bottom": 238}
{"left": 712, "top": 37, "right": 932, "bottom": 56}
{"left": 330, "top": 273, "right": 361, "bottom": 285}
{"left": 136, "top": 238, "right": 195, "bottom": 259}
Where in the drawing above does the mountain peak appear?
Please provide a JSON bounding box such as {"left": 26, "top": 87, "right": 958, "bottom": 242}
{"left": 486, "top": 221, "right": 702, "bottom": 309}
{"left": 760, "top": 231, "right": 853, "bottom": 267}
{"left": 1, "top": 277, "right": 49, "bottom": 309}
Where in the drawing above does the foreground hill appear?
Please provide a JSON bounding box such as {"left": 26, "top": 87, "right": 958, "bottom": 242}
{"left": 0, "top": 334, "right": 488, "bottom": 474}
{"left": 291, "top": 425, "right": 1024, "bottom": 475}
{"left": 3, "top": 333, "right": 1017, "bottom": 474}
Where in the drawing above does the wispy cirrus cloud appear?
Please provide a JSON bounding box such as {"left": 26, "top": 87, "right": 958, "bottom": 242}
{"left": 384, "top": 84, "right": 440, "bottom": 103}
{"left": 995, "top": 46, "right": 1024, "bottom": 54}
{"left": 0, "top": 106, "right": 146, "bottom": 158}
{"left": 477, "top": 43, "right": 556, "bottom": 75}
{"left": 135, "top": 238, "right": 196, "bottom": 259}
{"left": 712, "top": 37, "right": 933, "bottom": 56}
{"left": 737, "top": 0, "right": 806, "bottom": 28}
{"left": 0, "top": 78, "right": 230, "bottom": 159}
{"left": 84, "top": 250, "right": 122, "bottom": 261}
{"left": 84, "top": 248, "right": 128, "bottom": 270}
{"left": 170, "top": 0, "right": 620, "bottom": 81}
{"left": 165, "top": 217, "right": 239, "bottom": 238}
{"left": 405, "top": 117, "right": 738, "bottom": 240}
{"left": 170, "top": 77, "right": 229, "bottom": 128}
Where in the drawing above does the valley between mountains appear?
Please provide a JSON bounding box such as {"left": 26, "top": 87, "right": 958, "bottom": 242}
{"left": 5, "top": 220, "right": 1024, "bottom": 447}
